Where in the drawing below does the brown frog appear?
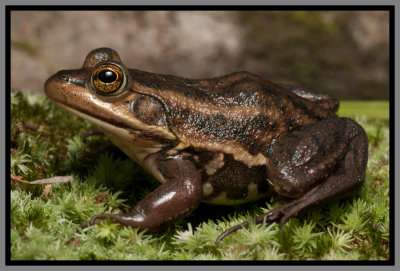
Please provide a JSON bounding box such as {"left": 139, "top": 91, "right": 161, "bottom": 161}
{"left": 44, "top": 47, "right": 368, "bottom": 244}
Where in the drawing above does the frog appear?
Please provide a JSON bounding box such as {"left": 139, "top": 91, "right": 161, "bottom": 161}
{"left": 44, "top": 47, "right": 368, "bottom": 244}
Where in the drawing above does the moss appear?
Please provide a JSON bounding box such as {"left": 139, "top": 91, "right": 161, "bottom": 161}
{"left": 10, "top": 91, "right": 390, "bottom": 260}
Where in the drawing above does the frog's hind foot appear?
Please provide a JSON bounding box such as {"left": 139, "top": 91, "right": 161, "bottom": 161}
{"left": 215, "top": 180, "right": 352, "bottom": 245}
{"left": 215, "top": 204, "right": 286, "bottom": 245}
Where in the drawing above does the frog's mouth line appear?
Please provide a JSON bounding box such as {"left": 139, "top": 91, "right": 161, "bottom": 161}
{"left": 48, "top": 97, "right": 135, "bottom": 132}
{"left": 48, "top": 97, "right": 177, "bottom": 144}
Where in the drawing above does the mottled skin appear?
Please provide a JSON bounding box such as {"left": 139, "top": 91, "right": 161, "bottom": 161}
{"left": 44, "top": 48, "right": 368, "bottom": 244}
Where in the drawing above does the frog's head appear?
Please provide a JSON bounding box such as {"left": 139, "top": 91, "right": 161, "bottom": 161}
{"left": 45, "top": 47, "right": 132, "bottom": 100}
{"left": 44, "top": 48, "right": 177, "bottom": 159}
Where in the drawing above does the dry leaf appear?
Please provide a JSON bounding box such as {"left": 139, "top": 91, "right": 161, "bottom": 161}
{"left": 11, "top": 174, "right": 74, "bottom": 184}
{"left": 10, "top": 174, "right": 23, "bottom": 181}
{"left": 42, "top": 184, "right": 54, "bottom": 199}
{"left": 95, "top": 192, "right": 108, "bottom": 203}
{"left": 68, "top": 238, "right": 80, "bottom": 248}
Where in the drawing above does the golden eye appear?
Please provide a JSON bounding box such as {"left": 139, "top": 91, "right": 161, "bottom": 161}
{"left": 91, "top": 64, "right": 126, "bottom": 94}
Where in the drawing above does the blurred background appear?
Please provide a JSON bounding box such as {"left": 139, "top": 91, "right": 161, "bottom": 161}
{"left": 10, "top": 10, "right": 389, "bottom": 100}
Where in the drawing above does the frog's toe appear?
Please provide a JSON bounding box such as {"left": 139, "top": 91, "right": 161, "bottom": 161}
{"left": 215, "top": 211, "right": 283, "bottom": 245}
{"left": 215, "top": 221, "right": 249, "bottom": 245}
{"left": 80, "top": 221, "right": 89, "bottom": 229}
{"left": 89, "top": 213, "right": 119, "bottom": 225}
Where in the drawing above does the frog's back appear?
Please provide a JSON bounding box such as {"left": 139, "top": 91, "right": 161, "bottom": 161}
{"left": 130, "top": 69, "right": 335, "bottom": 167}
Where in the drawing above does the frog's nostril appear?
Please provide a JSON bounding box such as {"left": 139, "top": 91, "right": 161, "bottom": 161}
{"left": 59, "top": 74, "right": 69, "bottom": 82}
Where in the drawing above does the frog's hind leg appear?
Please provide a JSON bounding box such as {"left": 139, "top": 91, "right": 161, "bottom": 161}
{"left": 216, "top": 117, "right": 368, "bottom": 244}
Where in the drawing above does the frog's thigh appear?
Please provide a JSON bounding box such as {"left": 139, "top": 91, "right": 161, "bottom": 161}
{"left": 90, "top": 157, "right": 203, "bottom": 232}
{"left": 267, "top": 117, "right": 368, "bottom": 199}
{"left": 263, "top": 117, "right": 368, "bottom": 227}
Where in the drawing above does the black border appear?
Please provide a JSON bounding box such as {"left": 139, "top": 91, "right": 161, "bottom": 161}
{"left": 5, "top": 5, "right": 395, "bottom": 266}
{"left": 4, "top": 5, "right": 396, "bottom": 11}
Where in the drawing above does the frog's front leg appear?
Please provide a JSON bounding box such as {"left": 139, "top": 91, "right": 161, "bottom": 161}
{"left": 89, "top": 155, "right": 203, "bottom": 232}
{"left": 216, "top": 117, "right": 368, "bottom": 244}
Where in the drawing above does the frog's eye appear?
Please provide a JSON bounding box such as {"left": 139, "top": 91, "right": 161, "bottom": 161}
{"left": 91, "top": 64, "right": 126, "bottom": 94}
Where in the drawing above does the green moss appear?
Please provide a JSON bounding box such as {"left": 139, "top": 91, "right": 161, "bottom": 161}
{"left": 338, "top": 101, "right": 389, "bottom": 119}
{"left": 10, "top": 91, "right": 390, "bottom": 260}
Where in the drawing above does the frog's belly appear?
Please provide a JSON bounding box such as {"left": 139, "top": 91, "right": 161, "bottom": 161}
{"left": 201, "top": 182, "right": 271, "bottom": 205}
{"left": 200, "top": 157, "right": 272, "bottom": 205}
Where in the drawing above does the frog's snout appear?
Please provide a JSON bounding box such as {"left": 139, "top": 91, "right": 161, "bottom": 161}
{"left": 44, "top": 72, "right": 60, "bottom": 98}
{"left": 45, "top": 69, "right": 90, "bottom": 99}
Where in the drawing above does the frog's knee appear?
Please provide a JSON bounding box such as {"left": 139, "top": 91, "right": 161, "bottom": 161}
{"left": 268, "top": 176, "right": 307, "bottom": 199}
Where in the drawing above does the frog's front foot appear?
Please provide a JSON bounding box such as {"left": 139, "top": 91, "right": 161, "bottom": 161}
{"left": 88, "top": 155, "right": 203, "bottom": 233}
{"left": 89, "top": 213, "right": 122, "bottom": 226}
{"left": 81, "top": 130, "right": 115, "bottom": 158}
{"left": 82, "top": 129, "right": 105, "bottom": 142}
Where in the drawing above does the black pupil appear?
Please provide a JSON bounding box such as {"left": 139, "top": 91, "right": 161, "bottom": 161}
{"left": 98, "top": 69, "right": 117, "bottom": 83}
